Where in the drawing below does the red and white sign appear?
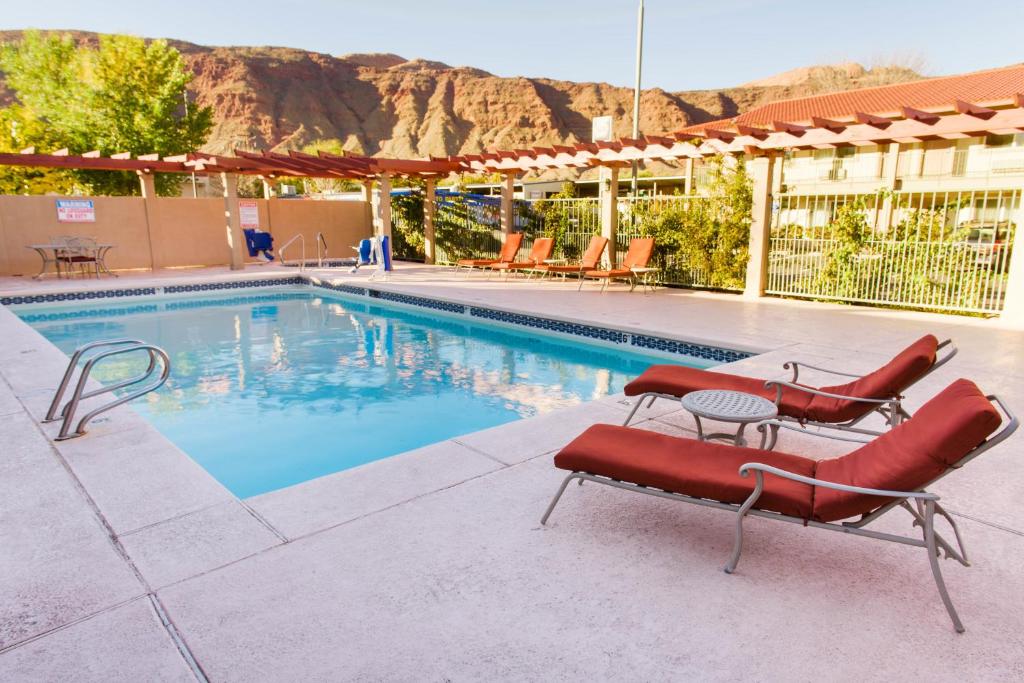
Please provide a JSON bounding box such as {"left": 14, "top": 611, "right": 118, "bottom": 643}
{"left": 56, "top": 199, "right": 96, "bottom": 223}
{"left": 239, "top": 199, "right": 260, "bottom": 229}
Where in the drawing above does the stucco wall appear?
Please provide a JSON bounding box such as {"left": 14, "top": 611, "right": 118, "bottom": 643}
{"left": 0, "top": 195, "right": 372, "bottom": 276}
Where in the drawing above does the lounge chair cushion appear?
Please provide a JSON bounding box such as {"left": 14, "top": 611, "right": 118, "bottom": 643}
{"left": 457, "top": 258, "right": 499, "bottom": 267}
{"left": 583, "top": 268, "right": 632, "bottom": 278}
{"left": 490, "top": 261, "right": 537, "bottom": 270}
{"left": 554, "top": 424, "right": 816, "bottom": 518}
{"left": 812, "top": 379, "right": 1001, "bottom": 522}
{"left": 804, "top": 335, "right": 940, "bottom": 423}
{"left": 623, "top": 365, "right": 815, "bottom": 419}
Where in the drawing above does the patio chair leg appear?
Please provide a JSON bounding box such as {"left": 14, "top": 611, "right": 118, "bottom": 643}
{"left": 725, "top": 471, "right": 764, "bottom": 574}
{"left": 924, "top": 499, "right": 966, "bottom": 633}
{"left": 622, "top": 395, "right": 649, "bottom": 426}
{"left": 577, "top": 276, "right": 586, "bottom": 291}
{"left": 540, "top": 473, "right": 578, "bottom": 525}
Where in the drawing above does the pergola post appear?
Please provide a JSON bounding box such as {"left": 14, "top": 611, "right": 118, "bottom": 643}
{"left": 743, "top": 154, "right": 776, "bottom": 299}
{"left": 361, "top": 180, "right": 374, "bottom": 235}
{"left": 261, "top": 178, "right": 273, "bottom": 199}
{"left": 499, "top": 172, "right": 515, "bottom": 241}
{"left": 373, "top": 173, "right": 392, "bottom": 240}
{"left": 1003, "top": 228, "right": 1024, "bottom": 328}
{"left": 423, "top": 177, "right": 437, "bottom": 264}
{"left": 599, "top": 165, "right": 619, "bottom": 268}
{"left": 137, "top": 171, "right": 158, "bottom": 270}
{"left": 221, "top": 172, "right": 246, "bottom": 270}
{"left": 877, "top": 142, "right": 902, "bottom": 232}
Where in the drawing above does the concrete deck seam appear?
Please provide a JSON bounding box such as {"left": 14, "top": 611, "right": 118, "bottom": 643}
{"left": 235, "top": 498, "right": 290, "bottom": 543}
{"left": 115, "top": 501, "right": 232, "bottom": 538}
{"left": 0, "top": 372, "right": 213, "bottom": 677}
{"left": 148, "top": 594, "right": 209, "bottom": 683}
{"left": 154, "top": 458, "right": 533, "bottom": 589}
{"left": 948, "top": 510, "right": 1024, "bottom": 538}
{"left": 447, "top": 438, "right": 518, "bottom": 467}
{"left": 0, "top": 595, "right": 148, "bottom": 655}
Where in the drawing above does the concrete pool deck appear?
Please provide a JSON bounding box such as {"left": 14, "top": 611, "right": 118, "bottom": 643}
{"left": 1, "top": 263, "right": 1022, "bottom": 681}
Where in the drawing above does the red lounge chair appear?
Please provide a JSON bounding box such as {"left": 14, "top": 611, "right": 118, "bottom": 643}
{"left": 624, "top": 335, "right": 957, "bottom": 438}
{"left": 532, "top": 235, "right": 608, "bottom": 286}
{"left": 455, "top": 233, "right": 524, "bottom": 273}
{"left": 581, "top": 237, "right": 655, "bottom": 291}
{"left": 488, "top": 237, "right": 555, "bottom": 276}
{"left": 542, "top": 379, "right": 1017, "bottom": 632}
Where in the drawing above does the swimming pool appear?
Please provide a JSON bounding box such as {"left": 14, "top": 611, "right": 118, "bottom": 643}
{"left": 17, "top": 285, "right": 716, "bottom": 498}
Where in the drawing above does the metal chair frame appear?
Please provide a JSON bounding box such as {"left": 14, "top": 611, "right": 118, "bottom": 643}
{"left": 541, "top": 394, "right": 1017, "bottom": 633}
{"left": 624, "top": 339, "right": 958, "bottom": 440}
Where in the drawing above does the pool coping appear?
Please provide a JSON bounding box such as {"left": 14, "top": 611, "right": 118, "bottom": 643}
{"left": 2, "top": 271, "right": 762, "bottom": 364}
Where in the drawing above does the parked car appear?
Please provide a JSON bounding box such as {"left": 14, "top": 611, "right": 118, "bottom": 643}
{"left": 956, "top": 220, "right": 1014, "bottom": 270}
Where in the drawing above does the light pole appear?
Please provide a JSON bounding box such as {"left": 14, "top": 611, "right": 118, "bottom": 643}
{"left": 631, "top": 0, "right": 645, "bottom": 196}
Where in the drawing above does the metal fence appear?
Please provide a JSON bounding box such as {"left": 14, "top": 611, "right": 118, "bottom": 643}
{"left": 433, "top": 194, "right": 503, "bottom": 265}
{"left": 767, "top": 187, "right": 1020, "bottom": 314}
{"left": 617, "top": 194, "right": 715, "bottom": 288}
{"left": 515, "top": 198, "right": 601, "bottom": 260}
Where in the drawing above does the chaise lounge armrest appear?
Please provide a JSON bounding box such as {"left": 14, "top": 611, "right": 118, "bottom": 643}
{"left": 736, "top": 462, "right": 940, "bottom": 501}
{"left": 764, "top": 379, "right": 903, "bottom": 408}
{"left": 783, "top": 338, "right": 956, "bottom": 383}
{"left": 755, "top": 419, "right": 874, "bottom": 444}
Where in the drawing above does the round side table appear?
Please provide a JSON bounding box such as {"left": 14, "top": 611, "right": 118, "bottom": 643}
{"left": 680, "top": 389, "right": 778, "bottom": 448}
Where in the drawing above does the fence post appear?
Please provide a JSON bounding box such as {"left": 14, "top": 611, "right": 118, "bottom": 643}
{"left": 220, "top": 172, "right": 246, "bottom": 271}
{"left": 499, "top": 172, "right": 515, "bottom": 241}
{"left": 599, "top": 165, "right": 619, "bottom": 267}
{"left": 137, "top": 171, "right": 158, "bottom": 271}
{"left": 423, "top": 177, "right": 436, "bottom": 264}
{"left": 743, "top": 154, "right": 776, "bottom": 299}
{"left": 1004, "top": 226, "right": 1024, "bottom": 328}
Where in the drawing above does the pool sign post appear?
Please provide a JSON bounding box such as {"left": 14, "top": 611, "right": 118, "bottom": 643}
{"left": 56, "top": 199, "right": 96, "bottom": 223}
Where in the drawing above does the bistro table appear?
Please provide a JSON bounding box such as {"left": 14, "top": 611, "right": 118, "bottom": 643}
{"left": 680, "top": 389, "right": 779, "bottom": 448}
{"left": 26, "top": 243, "right": 117, "bottom": 279}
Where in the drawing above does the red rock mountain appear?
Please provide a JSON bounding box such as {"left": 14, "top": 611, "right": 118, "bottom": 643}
{"left": 0, "top": 31, "right": 921, "bottom": 158}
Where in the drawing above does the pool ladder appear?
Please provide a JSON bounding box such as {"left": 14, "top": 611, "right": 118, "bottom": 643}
{"left": 280, "top": 232, "right": 328, "bottom": 271}
{"left": 44, "top": 339, "right": 171, "bottom": 440}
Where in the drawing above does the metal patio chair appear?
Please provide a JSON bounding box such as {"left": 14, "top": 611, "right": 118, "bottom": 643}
{"left": 580, "top": 237, "right": 655, "bottom": 292}
{"left": 623, "top": 335, "right": 957, "bottom": 441}
{"left": 454, "top": 232, "right": 524, "bottom": 275}
{"left": 541, "top": 378, "right": 1017, "bottom": 633}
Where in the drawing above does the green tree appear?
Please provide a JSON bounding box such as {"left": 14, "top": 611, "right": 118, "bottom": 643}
{"left": 297, "top": 139, "right": 363, "bottom": 194}
{"left": 0, "top": 31, "right": 213, "bottom": 195}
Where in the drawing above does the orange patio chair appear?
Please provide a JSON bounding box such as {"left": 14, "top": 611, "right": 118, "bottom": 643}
{"left": 532, "top": 235, "right": 608, "bottom": 287}
{"left": 489, "top": 237, "right": 554, "bottom": 277}
{"left": 581, "top": 237, "right": 655, "bottom": 291}
{"left": 541, "top": 379, "right": 1018, "bottom": 632}
{"left": 455, "top": 232, "right": 524, "bottom": 274}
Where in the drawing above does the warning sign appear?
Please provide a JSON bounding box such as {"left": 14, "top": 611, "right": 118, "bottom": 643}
{"left": 239, "top": 200, "right": 260, "bottom": 229}
{"left": 56, "top": 199, "right": 96, "bottom": 223}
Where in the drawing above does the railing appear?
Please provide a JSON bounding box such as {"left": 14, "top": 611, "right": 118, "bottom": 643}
{"left": 44, "top": 339, "right": 171, "bottom": 440}
{"left": 515, "top": 198, "right": 601, "bottom": 261}
{"left": 434, "top": 194, "right": 503, "bottom": 265}
{"left": 279, "top": 234, "right": 306, "bottom": 271}
{"left": 617, "top": 194, "right": 715, "bottom": 288}
{"left": 767, "top": 187, "right": 1020, "bottom": 314}
{"left": 316, "top": 232, "right": 328, "bottom": 267}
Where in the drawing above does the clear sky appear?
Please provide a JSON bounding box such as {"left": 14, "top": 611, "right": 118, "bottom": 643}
{"left": 3, "top": 0, "right": 1021, "bottom": 91}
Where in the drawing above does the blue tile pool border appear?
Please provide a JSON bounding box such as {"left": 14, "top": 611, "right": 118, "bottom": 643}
{"left": 2, "top": 274, "right": 755, "bottom": 364}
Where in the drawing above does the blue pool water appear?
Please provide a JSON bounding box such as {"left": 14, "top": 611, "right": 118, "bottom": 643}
{"left": 18, "top": 287, "right": 710, "bottom": 497}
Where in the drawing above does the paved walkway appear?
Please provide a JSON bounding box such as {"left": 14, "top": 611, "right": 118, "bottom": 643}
{"left": 1, "top": 264, "right": 1022, "bottom": 681}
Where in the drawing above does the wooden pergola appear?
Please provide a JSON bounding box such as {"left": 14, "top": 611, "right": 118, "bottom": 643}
{"left": 1, "top": 93, "right": 1023, "bottom": 271}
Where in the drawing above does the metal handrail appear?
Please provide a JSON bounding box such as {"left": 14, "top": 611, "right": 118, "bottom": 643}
{"left": 316, "top": 232, "right": 328, "bottom": 267}
{"left": 279, "top": 234, "right": 306, "bottom": 271}
{"left": 51, "top": 342, "right": 171, "bottom": 440}
{"left": 44, "top": 339, "right": 147, "bottom": 422}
